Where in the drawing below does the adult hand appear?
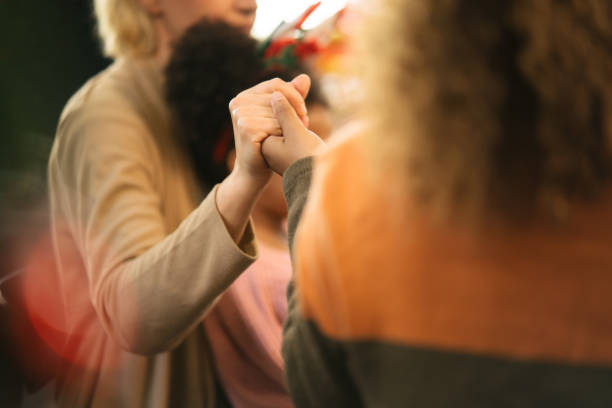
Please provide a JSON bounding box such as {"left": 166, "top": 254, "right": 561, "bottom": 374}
{"left": 216, "top": 76, "right": 310, "bottom": 244}
{"left": 228, "top": 75, "right": 311, "bottom": 188}
{"left": 262, "top": 91, "right": 326, "bottom": 175}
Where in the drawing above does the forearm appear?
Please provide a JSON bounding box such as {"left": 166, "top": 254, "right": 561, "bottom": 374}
{"left": 216, "top": 166, "right": 267, "bottom": 245}
{"left": 281, "top": 157, "right": 314, "bottom": 347}
{"left": 282, "top": 157, "right": 314, "bottom": 255}
{"left": 280, "top": 157, "right": 361, "bottom": 406}
{"left": 53, "top": 109, "right": 260, "bottom": 355}
{"left": 92, "top": 186, "right": 257, "bottom": 355}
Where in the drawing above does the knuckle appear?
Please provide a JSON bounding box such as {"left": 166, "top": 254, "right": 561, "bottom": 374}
{"left": 228, "top": 98, "right": 238, "bottom": 111}
{"left": 271, "top": 78, "right": 283, "bottom": 88}
{"left": 238, "top": 118, "right": 256, "bottom": 132}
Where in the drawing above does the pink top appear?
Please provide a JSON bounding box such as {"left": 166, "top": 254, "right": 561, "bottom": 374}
{"left": 204, "top": 243, "right": 293, "bottom": 408}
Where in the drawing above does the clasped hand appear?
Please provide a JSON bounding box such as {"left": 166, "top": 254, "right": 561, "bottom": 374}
{"left": 229, "top": 74, "right": 326, "bottom": 187}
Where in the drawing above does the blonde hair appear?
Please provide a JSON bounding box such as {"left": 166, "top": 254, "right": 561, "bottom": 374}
{"left": 94, "top": 0, "right": 158, "bottom": 58}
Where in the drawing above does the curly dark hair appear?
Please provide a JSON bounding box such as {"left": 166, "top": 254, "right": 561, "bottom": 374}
{"left": 164, "top": 19, "right": 263, "bottom": 188}
{"left": 363, "top": 0, "right": 612, "bottom": 222}
{"left": 165, "top": 19, "right": 327, "bottom": 189}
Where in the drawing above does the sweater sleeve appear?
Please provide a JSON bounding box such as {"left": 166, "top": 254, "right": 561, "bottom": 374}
{"left": 281, "top": 157, "right": 362, "bottom": 408}
{"left": 282, "top": 157, "right": 314, "bottom": 256}
{"left": 49, "top": 107, "right": 257, "bottom": 355}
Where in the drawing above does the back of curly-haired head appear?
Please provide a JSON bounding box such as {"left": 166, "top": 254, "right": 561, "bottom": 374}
{"left": 165, "top": 20, "right": 264, "bottom": 188}
{"left": 362, "top": 0, "right": 612, "bottom": 223}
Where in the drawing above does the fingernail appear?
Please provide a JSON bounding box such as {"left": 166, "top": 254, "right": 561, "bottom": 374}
{"left": 272, "top": 92, "right": 282, "bottom": 104}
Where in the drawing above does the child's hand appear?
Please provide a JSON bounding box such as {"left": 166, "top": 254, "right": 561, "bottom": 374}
{"left": 262, "top": 91, "right": 326, "bottom": 175}
{"left": 229, "top": 76, "right": 310, "bottom": 187}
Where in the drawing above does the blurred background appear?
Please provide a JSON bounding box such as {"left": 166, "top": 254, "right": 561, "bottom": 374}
{"left": 1, "top": 0, "right": 108, "bottom": 178}
{"left": 1, "top": 4, "right": 109, "bottom": 405}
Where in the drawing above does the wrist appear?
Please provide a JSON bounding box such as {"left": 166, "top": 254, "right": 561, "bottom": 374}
{"left": 231, "top": 164, "right": 270, "bottom": 193}
{"left": 215, "top": 166, "right": 268, "bottom": 244}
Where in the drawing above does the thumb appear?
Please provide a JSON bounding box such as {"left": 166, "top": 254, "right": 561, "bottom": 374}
{"left": 271, "top": 92, "right": 306, "bottom": 136}
{"left": 291, "top": 74, "right": 311, "bottom": 100}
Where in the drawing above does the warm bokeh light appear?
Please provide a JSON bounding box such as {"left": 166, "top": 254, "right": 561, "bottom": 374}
{"left": 252, "top": 0, "right": 350, "bottom": 38}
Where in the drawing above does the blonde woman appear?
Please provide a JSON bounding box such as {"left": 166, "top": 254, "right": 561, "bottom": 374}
{"left": 47, "top": 0, "right": 310, "bottom": 406}
{"left": 262, "top": 0, "right": 612, "bottom": 406}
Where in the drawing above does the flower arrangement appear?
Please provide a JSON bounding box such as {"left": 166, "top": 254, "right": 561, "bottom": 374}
{"left": 258, "top": 2, "right": 348, "bottom": 72}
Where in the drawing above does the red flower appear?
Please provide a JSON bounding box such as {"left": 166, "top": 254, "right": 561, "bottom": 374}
{"left": 295, "top": 39, "right": 321, "bottom": 60}
{"left": 264, "top": 38, "right": 298, "bottom": 59}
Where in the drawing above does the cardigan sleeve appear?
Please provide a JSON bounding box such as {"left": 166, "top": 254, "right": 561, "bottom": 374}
{"left": 49, "top": 106, "right": 257, "bottom": 355}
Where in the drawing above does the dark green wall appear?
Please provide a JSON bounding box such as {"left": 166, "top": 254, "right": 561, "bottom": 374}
{"left": 1, "top": 0, "right": 109, "bottom": 141}
{"left": 0, "top": 0, "right": 109, "bottom": 210}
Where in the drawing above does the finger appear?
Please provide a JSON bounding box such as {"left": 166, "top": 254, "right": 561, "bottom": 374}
{"left": 251, "top": 78, "right": 308, "bottom": 118}
{"left": 271, "top": 92, "right": 308, "bottom": 137}
{"left": 236, "top": 117, "right": 282, "bottom": 141}
{"left": 230, "top": 96, "right": 302, "bottom": 124}
{"left": 292, "top": 74, "right": 311, "bottom": 127}
{"left": 231, "top": 105, "right": 276, "bottom": 119}
{"left": 231, "top": 94, "right": 275, "bottom": 111}
{"left": 291, "top": 74, "right": 311, "bottom": 100}
{"left": 252, "top": 118, "right": 283, "bottom": 140}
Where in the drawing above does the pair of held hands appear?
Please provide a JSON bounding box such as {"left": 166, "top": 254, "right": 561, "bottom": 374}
{"left": 228, "top": 74, "right": 325, "bottom": 188}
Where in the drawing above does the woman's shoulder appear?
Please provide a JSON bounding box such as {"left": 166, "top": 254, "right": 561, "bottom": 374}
{"left": 59, "top": 59, "right": 149, "bottom": 124}
{"left": 56, "top": 58, "right": 167, "bottom": 145}
{"left": 50, "top": 59, "right": 166, "bottom": 178}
